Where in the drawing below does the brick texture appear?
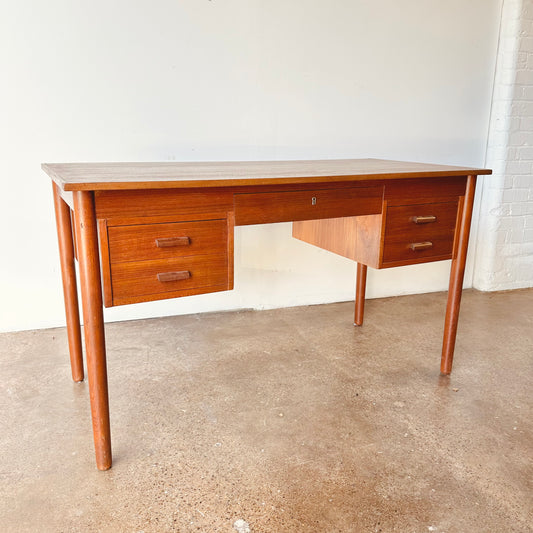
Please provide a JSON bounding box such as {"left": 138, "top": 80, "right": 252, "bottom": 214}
{"left": 475, "top": 0, "right": 533, "bottom": 290}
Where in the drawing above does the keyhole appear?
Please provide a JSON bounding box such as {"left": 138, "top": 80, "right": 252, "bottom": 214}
{"left": 311, "top": 197, "right": 317, "bottom": 206}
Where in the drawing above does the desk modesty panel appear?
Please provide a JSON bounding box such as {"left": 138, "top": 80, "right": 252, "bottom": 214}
{"left": 43, "top": 159, "right": 491, "bottom": 470}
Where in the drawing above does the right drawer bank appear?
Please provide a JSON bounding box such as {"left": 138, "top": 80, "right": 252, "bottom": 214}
{"left": 292, "top": 176, "right": 467, "bottom": 269}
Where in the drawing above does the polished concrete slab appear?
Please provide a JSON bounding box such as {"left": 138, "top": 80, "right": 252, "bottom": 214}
{"left": 0, "top": 289, "right": 531, "bottom": 532}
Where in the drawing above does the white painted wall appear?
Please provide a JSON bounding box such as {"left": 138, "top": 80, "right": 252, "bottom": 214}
{"left": 0, "top": 0, "right": 502, "bottom": 332}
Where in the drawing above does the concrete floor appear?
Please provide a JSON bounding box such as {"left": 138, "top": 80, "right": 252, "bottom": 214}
{"left": 0, "top": 289, "right": 532, "bottom": 533}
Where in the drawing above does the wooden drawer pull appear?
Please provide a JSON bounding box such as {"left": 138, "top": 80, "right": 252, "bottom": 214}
{"left": 409, "top": 241, "right": 433, "bottom": 251}
{"left": 411, "top": 215, "right": 437, "bottom": 224}
{"left": 157, "top": 271, "right": 191, "bottom": 282}
{"left": 155, "top": 236, "right": 190, "bottom": 248}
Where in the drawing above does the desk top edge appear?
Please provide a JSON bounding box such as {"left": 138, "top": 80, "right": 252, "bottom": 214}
{"left": 42, "top": 159, "right": 492, "bottom": 191}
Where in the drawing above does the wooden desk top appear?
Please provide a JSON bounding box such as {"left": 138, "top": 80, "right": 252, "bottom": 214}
{"left": 42, "top": 159, "right": 491, "bottom": 192}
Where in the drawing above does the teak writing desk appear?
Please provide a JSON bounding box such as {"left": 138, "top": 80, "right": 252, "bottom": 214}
{"left": 43, "top": 159, "right": 491, "bottom": 470}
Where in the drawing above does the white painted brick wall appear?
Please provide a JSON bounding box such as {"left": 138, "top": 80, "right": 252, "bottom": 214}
{"left": 474, "top": 0, "right": 533, "bottom": 290}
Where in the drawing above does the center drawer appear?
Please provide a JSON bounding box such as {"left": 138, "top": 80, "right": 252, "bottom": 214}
{"left": 234, "top": 185, "right": 383, "bottom": 225}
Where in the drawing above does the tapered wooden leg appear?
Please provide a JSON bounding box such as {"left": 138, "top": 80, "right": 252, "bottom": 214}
{"left": 73, "top": 190, "right": 112, "bottom": 470}
{"left": 441, "top": 176, "right": 477, "bottom": 375}
{"left": 52, "top": 184, "right": 84, "bottom": 382}
{"left": 354, "top": 263, "right": 368, "bottom": 326}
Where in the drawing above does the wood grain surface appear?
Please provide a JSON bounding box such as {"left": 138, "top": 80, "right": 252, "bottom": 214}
{"left": 42, "top": 159, "right": 491, "bottom": 191}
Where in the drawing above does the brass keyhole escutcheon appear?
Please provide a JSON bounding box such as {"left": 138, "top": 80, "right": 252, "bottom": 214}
{"left": 311, "top": 196, "right": 317, "bottom": 206}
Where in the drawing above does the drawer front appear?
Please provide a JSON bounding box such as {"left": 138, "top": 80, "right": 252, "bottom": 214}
{"left": 235, "top": 185, "right": 383, "bottom": 225}
{"left": 108, "top": 219, "right": 227, "bottom": 263}
{"left": 384, "top": 176, "right": 466, "bottom": 206}
{"left": 382, "top": 201, "right": 458, "bottom": 264}
{"left": 110, "top": 254, "right": 228, "bottom": 300}
{"left": 95, "top": 189, "right": 233, "bottom": 220}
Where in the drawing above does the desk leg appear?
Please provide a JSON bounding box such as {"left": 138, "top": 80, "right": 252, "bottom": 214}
{"left": 73, "top": 191, "right": 112, "bottom": 470}
{"left": 441, "top": 175, "right": 476, "bottom": 375}
{"left": 354, "top": 263, "right": 367, "bottom": 326}
{"left": 52, "top": 183, "right": 84, "bottom": 382}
